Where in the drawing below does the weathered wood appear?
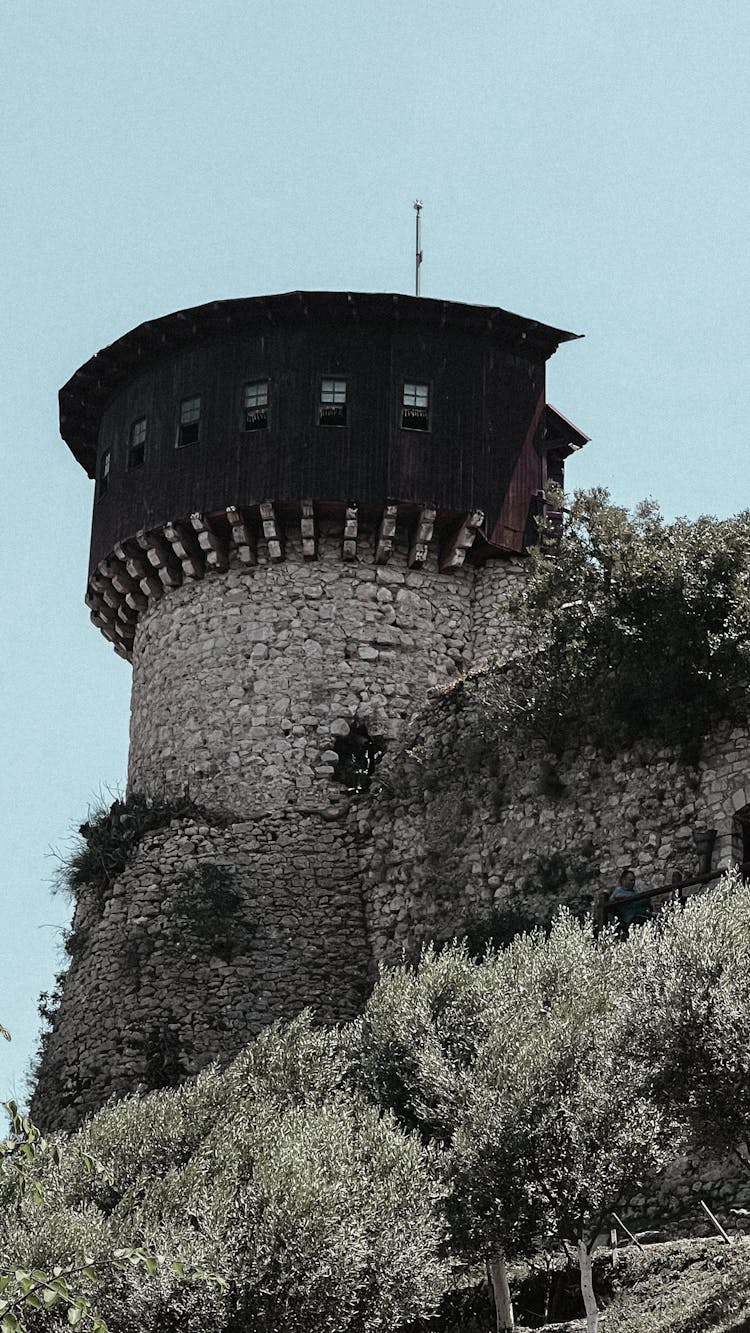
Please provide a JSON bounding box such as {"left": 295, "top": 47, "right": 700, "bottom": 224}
{"left": 87, "top": 595, "right": 117, "bottom": 625}
{"left": 375, "top": 504, "right": 398, "bottom": 564}
{"left": 97, "top": 555, "right": 126, "bottom": 583}
{"left": 111, "top": 569, "right": 140, "bottom": 597}
{"left": 408, "top": 505, "right": 436, "bottom": 568}
{"left": 88, "top": 570, "right": 111, "bottom": 595}
{"left": 164, "top": 521, "right": 205, "bottom": 579}
{"left": 137, "top": 529, "right": 183, "bottom": 588}
{"left": 125, "top": 587, "right": 148, "bottom": 612}
{"left": 190, "top": 512, "right": 229, "bottom": 571}
{"left": 94, "top": 615, "right": 117, "bottom": 642}
{"left": 226, "top": 505, "right": 256, "bottom": 564}
{"left": 139, "top": 575, "right": 164, "bottom": 600}
{"left": 439, "top": 510, "right": 484, "bottom": 572}
{"left": 125, "top": 553, "right": 150, "bottom": 580}
{"left": 259, "top": 501, "right": 283, "bottom": 561}
{"left": 700, "top": 1199, "right": 732, "bottom": 1244}
{"left": 610, "top": 1212, "right": 645, "bottom": 1253}
{"left": 342, "top": 505, "right": 358, "bottom": 561}
{"left": 301, "top": 499, "right": 317, "bottom": 560}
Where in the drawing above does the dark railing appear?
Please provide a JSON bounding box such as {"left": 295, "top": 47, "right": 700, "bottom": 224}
{"left": 594, "top": 862, "right": 750, "bottom": 932}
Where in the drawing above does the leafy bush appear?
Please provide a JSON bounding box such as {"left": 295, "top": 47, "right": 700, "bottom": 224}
{"left": 476, "top": 491, "right": 750, "bottom": 760}
{"left": 2, "top": 1016, "right": 447, "bottom": 1333}
{"left": 59, "top": 794, "right": 233, "bottom": 907}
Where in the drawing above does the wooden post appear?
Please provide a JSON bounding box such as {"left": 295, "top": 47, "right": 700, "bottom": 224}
{"left": 375, "top": 504, "right": 398, "bottom": 564}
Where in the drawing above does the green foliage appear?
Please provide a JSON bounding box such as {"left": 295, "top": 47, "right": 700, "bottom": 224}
{"left": 351, "top": 917, "right": 686, "bottom": 1333}
{"left": 477, "top": 490, "right": 750, "bottom": 759}
{"left": 1, "top": 1017, "right": 446, "bottom": 1333}
{"left": 620, "top": 869, "right": 750, "bottom": 1161}
{"left": 59, "top": 795, "right": 233, "bottom": 907}
{"left": 0, "top": 1094, "right": 222, "bottom": 1333}
{"left": 175, "top": 863, "right": 248, "bottom": 959}
{"left": 460, "top": 904, "right": 547, "bottom": 959}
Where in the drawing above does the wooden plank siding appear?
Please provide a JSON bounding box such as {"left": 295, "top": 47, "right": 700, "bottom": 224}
{"left": 59, "top": 293, "right": 579, "bottom": 575}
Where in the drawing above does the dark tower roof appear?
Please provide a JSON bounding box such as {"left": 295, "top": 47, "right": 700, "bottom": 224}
{"left": 60, "top": 290, "right": 581, "bottom": 476}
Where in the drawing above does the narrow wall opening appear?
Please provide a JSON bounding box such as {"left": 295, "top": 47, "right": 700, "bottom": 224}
{"left": 332, "top": 721, "right": 385, "bottom": 792}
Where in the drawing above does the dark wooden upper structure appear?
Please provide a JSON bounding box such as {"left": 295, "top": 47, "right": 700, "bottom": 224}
{"left": 60, "top": 291, "right": 584, "bottom": 570}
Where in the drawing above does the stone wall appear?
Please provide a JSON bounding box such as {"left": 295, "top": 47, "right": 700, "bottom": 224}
{"left": 360, "top": 679, "right": 750, "bottom": 966}
{"left": 127, "top": 527, "right": 523, "bottom": 809}
{"left": 31, "top": 807, "right": 370, "bottom": 1132}
{"left": 34, "top": 542, "right": 750, "bottom": 1172}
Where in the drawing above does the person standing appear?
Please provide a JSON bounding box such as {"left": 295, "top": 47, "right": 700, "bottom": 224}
{"left": 609, "top": 867, "right": 653, "bottom": 933}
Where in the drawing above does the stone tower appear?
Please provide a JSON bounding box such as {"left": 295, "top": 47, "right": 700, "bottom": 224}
{"left": 33, "top": 291, "right": 584, "bottom": 1129}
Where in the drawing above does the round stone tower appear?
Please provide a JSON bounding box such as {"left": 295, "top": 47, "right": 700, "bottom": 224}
{"left": 33, "top": 291, "right": 583, "bottom": 1129}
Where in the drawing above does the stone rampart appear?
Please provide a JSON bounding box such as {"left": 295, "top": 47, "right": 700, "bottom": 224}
{"left": 31, "top": 808, "right": 370, "bottom": 1131}
{"left": 128, "top": 529, "right": 523, "bottom": 809}
{"left": 360, "top": 677, "right": 750, "bottom": 966}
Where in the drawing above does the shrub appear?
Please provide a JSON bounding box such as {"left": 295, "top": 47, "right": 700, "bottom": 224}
{"left": 476, "top": 491, "right": 750, "bottom": 760}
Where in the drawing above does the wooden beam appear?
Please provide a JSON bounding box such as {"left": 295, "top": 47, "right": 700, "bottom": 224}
{"left": 135, "top": 529, "right": 182, "bottom": 588}
{"left": 114, "top": 539, "right": 151, "bottom": 582}
{"left": 139, "top": 574, "right": 164, "bottom": 600}
{"left": 408, "top": 505, "right": 436, "bottom": 568}
{"left": 111, "top": 569, "right": 141, "bottom": 598}
{"left": 164, "top": 521, "right": 204, "bottom": 579}
{"left": 226, "top": 506, "right": 256, "bottom": 565}
{"left": 259, "top": 501, "right": 283, "bottom": 561}
{"left": 342, "top": 505, "right": 358, "bottom": 561}
{"left": 301, "top": 499, "right": 317, "bottom": 560}
{"left": 97, "top": 555, "right": 126, "bottom": 582}
{"left": 125, "top": 588, "right": 148, "bottom": 613}
{"left": 95, "top": 617, "right": 118, "bottom": 642}
{"left": 190, "top": 512, "right": 229, "bottom": 572}
{"left": 439, "top": 510, "right": 484, "bottom": 572}
{"left": 375, "top": 504, "right": 398, "bottom": 564}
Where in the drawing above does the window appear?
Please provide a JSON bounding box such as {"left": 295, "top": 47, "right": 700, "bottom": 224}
{"left": 127, "top": 417, "right": 147, "bottom": 469}
{"left": 402, "top": 382, "right": 430, "bottom": 431}
{"left": 243, "top": 380, "right": 269, "bottom": 431}
{"left": 98, "top": 449, "right": 110, "bottom": 498}
{"left": 177, "top": 395, "right": 201, "bottom": 447}
{"left": 319, "top": 378, "right": 347, "bottom": 426}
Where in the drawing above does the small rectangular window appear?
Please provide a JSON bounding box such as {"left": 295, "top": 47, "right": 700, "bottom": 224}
{"left": 98, "top": 449, "right": 111, "bottom": 498}
{"left": 319, "top": 378, "right": 347, "bottom": 426}
{"left": 243, "top": 380, "right": 269, "bottom": 431}
{"left": 402, "top": 382, "right": 430, "bottom": 431}
{"left": 127, "top": 417, "right": 147, "bottom": 469}
{"left": 177, "top": 395, "right": 201, "bottom": 447}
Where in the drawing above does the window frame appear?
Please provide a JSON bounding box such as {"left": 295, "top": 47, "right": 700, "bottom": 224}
{"left": 318, "top": 377, "right": 348, "bottom": 427}
{"left": 242, "top": 379, "right": 270, "bottom": 432}
{"left": 127, "top": 416, "right": 148, "bottom": 470}
{"left": 177, "top": 394, "right": 202, "bottom": 448}
{"left": 401, "top": 380, "right": 431, "bottom": 432}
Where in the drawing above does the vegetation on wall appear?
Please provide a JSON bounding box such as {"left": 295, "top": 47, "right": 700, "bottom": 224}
{"left": 58, "top": 795, "right": 233, "bottom": 909}
{"left": 476, "top": 490, "right": 750, "bottom": 761}
{"left": 174, "top": 862, "right": 249, "bottom": 961}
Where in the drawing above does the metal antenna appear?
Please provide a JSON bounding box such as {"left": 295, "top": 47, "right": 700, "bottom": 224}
{"left": 413, "top": 200, "right": 423, "bottom": 296}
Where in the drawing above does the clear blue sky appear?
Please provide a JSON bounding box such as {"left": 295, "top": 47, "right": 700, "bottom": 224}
{"left": 2, "top": 0, "right": 748, "bottom": 1104}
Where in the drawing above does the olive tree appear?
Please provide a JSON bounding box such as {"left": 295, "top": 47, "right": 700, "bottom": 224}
{"left": 1, "top": 1015, "right": 446, "bottom": 1333}
{"left": 621, "top": 871, "right": 750, "bottom": 1164}
{"left": 353, "top": 917, "right": 681, "bottom": 1333}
